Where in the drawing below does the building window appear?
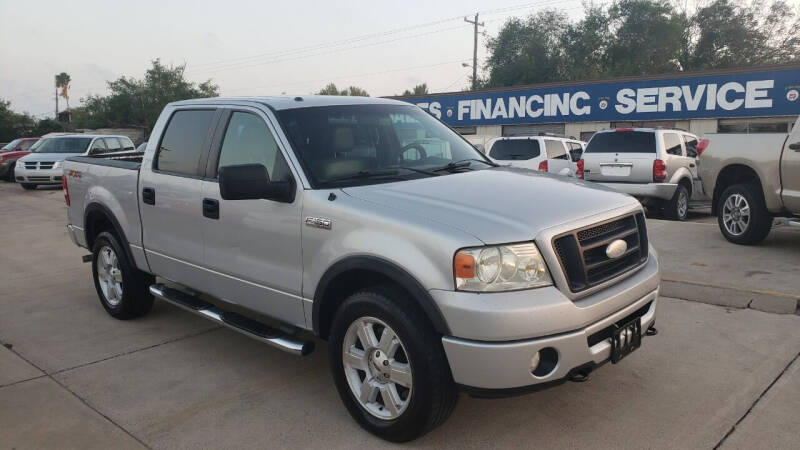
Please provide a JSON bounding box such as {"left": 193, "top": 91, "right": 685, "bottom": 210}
{"left": 717, "top": 117, "right": 796, "bottom": 133}
{"left": 452, "top": 126, "right": 477, "bottom": 135}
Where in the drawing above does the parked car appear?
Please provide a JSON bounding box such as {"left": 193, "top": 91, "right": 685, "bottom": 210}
{"left": 699, "top": 117, "right": 800, "bottom": 244}
{"left": 15, "top": 134, "right": 135, "bottom": 189}
{"left": 63, "top": 96, "right": 660, "bottom": 442}
{"left": 135, "top": 141, "right": 147, "bottom": 153}
{"left": 0, "top": 137, "right": 40, "bottom": 181}
{"left": 486, "top": 135, "right": 586, "bottom": 178}
{"left": 580, "top": 128, "right": 707, "bottom": 221}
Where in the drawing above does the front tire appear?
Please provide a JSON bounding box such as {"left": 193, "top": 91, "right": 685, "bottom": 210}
{"left": 665, "top": 184, "right": 689, "bottom": 221}
{"left": 20, "top": 183, "right": 36, "bottom": 190}
{"left": 717, "top": 183, "right": 773, "bottom": 245}
{"left": 91, "top": 231, "right": 154, "bottom": 319}
{"left": 328, "top": 287, "right": 457, "bottom": 442}
{"left": 5, "top": 163, "right": 16, "bottom": 182}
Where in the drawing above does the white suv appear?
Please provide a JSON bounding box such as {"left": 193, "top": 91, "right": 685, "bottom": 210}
{"left": 486, "top": 135, "right": 586, "bottom": 177}
{"left": 580, "top": 128, "right": 707, "bottom": 221}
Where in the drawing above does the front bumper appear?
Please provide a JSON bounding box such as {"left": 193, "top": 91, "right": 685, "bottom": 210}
{"left": 597, "top": 182, "right": 677, "bottom": 201}
{"left": 14, "top": 167, "right": 63, "bottom": 184}
{"left": 437, "top": 252, "right": 660, "bottom": 390}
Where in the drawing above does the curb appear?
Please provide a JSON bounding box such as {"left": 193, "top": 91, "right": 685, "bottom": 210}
{"left": 661, "top": 278, "right": 800, "bottom": 315}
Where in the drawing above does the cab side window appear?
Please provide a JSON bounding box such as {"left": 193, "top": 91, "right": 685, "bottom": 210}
{"left": 105, "top": 137, "right": 122, "bottom": 153}
{"left": 216, "top": 112, "right": 290, "bottom": 181}
{"left": 544, "top": 140, "right": 568, "bottom": 160}
{"left": 89, "top": 139, "right": 107, "bottom": 154}
{"left": 664, "top": 133, "right": 683, "bottom": 156}
{"left": 155, "top": 109, "right": 216, "bottom": 176}
{"left": 683, "top": 135, "right": 699, "bottom": 158}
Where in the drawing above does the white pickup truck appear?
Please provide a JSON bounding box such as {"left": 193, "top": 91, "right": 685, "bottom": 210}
{"left": 62, "top": 96, "right": 660, "bottom": 441}
{"left": 699, "top": 116, "right": 800, "bottom": 244}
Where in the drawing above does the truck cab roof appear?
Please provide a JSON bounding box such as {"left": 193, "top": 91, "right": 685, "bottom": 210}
{"left": 170, "top": 95, "right": 409, "bottom": 111}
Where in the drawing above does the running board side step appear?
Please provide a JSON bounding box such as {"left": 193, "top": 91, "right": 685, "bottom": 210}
{"left": 149, "top": 284, "right": 314, "bottom": 356}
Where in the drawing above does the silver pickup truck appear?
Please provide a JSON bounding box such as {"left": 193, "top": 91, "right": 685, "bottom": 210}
{"left": 699, "top": 116, "right": 800, "bottom": 244}
{"left": 63, "top": 96, "right": 660, "bottom": 442}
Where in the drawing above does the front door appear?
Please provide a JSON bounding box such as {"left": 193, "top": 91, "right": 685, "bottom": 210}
{"left": 199, "top": 108, "right": 305, "bottom": 328}
{"left": 781, "top": 123, "right": 800, "bottom": 212}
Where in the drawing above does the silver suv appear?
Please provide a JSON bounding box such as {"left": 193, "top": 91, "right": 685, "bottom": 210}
{"left": 64, "top": 96, "right": 660, "bottom": 441}
{"left": 581, "top": 128, "right": 705, "bottom": 220}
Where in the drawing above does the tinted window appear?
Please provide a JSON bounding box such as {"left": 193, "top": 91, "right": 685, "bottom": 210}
{"left": 156, "top": 110, "right": 215, "bottom": 176}
{"left": 585, "top": 131, "right": 656, "bottom": 153}
{"left": 217, "top": 112, "right": 288, "bottom": 181}
{"left": 105, "top": 137, "right": 122, "bottom": 152}
{"left": 544, "top": 140, "right": 567, "bottom": 160}
{"left": 32, "top": 137, "right": 93, "bottom": 154}
{"left": 683, "top": 135, "right": 698, "bottom": 158}
{"left": 663, "top": 133, "right": 683, "bottom": 156}
{"left": 20, "top": 140, "right": 35, "bottom": 150}
{"left": 567, "top": 142, "right": 583, "bottom": 161}
{"left": 489, "top": 139, "right": 540, "bottom": 160}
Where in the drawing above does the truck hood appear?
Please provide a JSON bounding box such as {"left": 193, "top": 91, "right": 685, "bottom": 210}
{"left": 0, "top": 150, "right": 28, "bottom": 161}
{"left": 18, "top": 152, "right": 80, "bottom": 162}
{"left": 342, "top": 167, "right": 640, "bottom": 244}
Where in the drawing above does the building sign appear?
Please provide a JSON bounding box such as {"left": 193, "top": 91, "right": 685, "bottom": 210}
{"left": 397, "top": 67, "right": 800, "bottom": 126}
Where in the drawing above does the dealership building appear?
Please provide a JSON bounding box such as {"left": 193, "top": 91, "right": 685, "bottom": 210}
{"left": 395, "top": 65, "right": 800, "bottom": 142}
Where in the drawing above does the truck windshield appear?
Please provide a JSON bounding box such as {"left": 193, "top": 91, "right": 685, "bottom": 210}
{"left": 32, "top": 137, "right": 93, "bottom": 154}
{"left": 585, "top": 131, "right": 656, "bottom": 153}
{"left": 2, "top": 139, "right": 22, "bottom": 150}
{"left": 277, "top": 104, "right": 491, "bottom": 187}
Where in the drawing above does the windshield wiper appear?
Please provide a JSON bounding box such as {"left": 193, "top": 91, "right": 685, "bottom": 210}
{"left": 394, "top": 166, "right": 441, "bottom": 176}
{"left": 325, "top": 169, "right": 402, "bottom": 183}
{"left": 431, "top": 158, "right": 498, "bottom": 173}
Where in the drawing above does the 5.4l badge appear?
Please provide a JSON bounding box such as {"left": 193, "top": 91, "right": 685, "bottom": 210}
{"left": 305, "top": 217, "right": 332, "bottom": 230}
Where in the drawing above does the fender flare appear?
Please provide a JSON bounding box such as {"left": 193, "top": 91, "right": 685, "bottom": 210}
{"left": 312, "top": 255, "right": 450, "bottom": 336}
{"left": 83, "top": 202, "right": 135, "bottom": 264}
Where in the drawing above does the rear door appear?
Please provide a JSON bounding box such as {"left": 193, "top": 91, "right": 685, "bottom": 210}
{"left": 199, "top": 107, "right": 305, "bottom": 327}
{"left": 583, "top": 130, "right": 657, "bottom": 182}
{"left": 487, "top": 138, "right": 543, "bottom": 170}
{"left": 780, "top": 120, "right": 800, "bottom": 212}
{"left": 681, "top": 133, "right": 704, "bottom": 198}
{"left": 139, "top": 108, "right": 219, "bottom": 284}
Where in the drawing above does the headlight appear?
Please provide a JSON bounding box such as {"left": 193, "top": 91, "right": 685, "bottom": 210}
{"left": 454, "top": 242, "right": 552, "bottom": 292}
{"left": 52, "top": 161, "right": 61, "bottom": 169}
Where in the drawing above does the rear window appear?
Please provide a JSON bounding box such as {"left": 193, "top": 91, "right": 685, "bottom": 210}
{"left": 155, "top": 110, "right": 216, "bottom": 176}
{"left": 489, "top": 139, "right": 541, "bottom": 160}
{"left": 585, "top": 131, "right": 656, "bottom": 154}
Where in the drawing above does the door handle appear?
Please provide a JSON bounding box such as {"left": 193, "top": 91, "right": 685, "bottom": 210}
{"left": 142, "top": 187, "right": 155, "bottom": 205}
{"left": 689, "top": 163, "right": 695, "bottom": 168}
{"left": 202, "top": 198, "right": 219, "bottom": 219}
{"left": 789, "top": 142, "right": 800, "bottom": 151}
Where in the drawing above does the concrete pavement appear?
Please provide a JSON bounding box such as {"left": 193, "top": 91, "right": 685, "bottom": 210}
{"left": 2, "top": 182, "right": 799, "bottom": 448}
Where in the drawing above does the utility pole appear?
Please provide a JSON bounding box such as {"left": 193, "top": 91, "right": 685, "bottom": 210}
{"left": 464, "top": 13, "right": 484, "bottom": 91}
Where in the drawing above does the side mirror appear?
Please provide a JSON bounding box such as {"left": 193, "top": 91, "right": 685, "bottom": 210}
{"left": 696, "top": 139, "right": 709, "bottom": 156}
{"left": 218, "top": 163, "right": 295, "bottom": 203}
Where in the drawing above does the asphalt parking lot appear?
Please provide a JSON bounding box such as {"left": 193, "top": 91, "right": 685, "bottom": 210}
{"left": 1, "top": 182, "right": 799, "bottom": 449}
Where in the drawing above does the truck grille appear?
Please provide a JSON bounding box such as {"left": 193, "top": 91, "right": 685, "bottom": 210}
{"left": 552, "top": 213, "right": 648, "bottom": 293}
{"left": 23, "top": 161, "right": 55, "bottom": 170}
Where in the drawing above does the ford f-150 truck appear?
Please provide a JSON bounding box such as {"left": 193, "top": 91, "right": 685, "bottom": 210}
{"left": 699, "top": 116, "right": 800, "bottom": 244}
{"left": 63, "top": 96, "right": 660, "bottom": 442}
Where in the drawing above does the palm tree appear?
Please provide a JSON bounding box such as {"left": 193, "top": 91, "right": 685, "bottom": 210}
{"left": 55, "top": 72, "right": 71, "bottom": 112}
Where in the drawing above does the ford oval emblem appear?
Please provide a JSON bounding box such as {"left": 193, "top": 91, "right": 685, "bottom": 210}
{"left": 605, "top": 239, "right": 628, "bottom": 259}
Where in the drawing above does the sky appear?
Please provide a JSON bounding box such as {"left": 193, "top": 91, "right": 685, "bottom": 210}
{"left": 2, "top": 0, "right": 797, "bottom": 119}
{"left": 0, "top": 0, "right": 594, "bottom": 118}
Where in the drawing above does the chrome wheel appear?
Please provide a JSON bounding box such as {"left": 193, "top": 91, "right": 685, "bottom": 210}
{"left": 342, "top": 316, "right": 412, "bottom": 420}
{"left": 722, "top": 193, "right": 750, "bottom": 236}
{"left": 677, "top": 190, "right": 688, "bottom": 218}
{"left": 96, "top": 245, "right": 123, "bottom": 306}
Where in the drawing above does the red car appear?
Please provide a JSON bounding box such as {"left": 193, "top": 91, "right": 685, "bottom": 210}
{"left": 0, "top": 138, "right": 39, "bottom": 181}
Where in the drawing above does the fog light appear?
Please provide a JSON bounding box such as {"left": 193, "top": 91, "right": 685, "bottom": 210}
{"left": 532, "top": 347, "right": 559, "bottom": 377}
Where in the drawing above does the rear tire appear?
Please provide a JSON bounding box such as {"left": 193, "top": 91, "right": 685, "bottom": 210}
{"left": 328, "top": 286, "right": 457, "bottom": 442}
{"left": 91, "top": 231, "right": 154, "bottom": 319}
{"left": 665, "top": 184, "right": 689, "bottom": 221}
{"left": 717, "top": 183, "right": 772, "bottom": 245}
{"left": 20, "top": 183, "right": 36, "bottom": 190}
{"left": 5, "top": 163, "right": 15, "bottom": 182}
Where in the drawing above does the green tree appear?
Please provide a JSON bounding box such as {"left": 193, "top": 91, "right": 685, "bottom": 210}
{"left": 604, "top": 0, "right": 685, "bottom": 76}
{"left": 0, "top": 99, "right": 36, "bottom": 142}
{"left": 73, "top": 59, "right": 218, "bottom": 132}
{"left": 402, "top": 83, "right": 429, "bottom": 96}
{"left": 562, "top": 5, "right": 611, "bottom": 80}
{"left": 316, "top": 83, "right": 369, "bottom": 96}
